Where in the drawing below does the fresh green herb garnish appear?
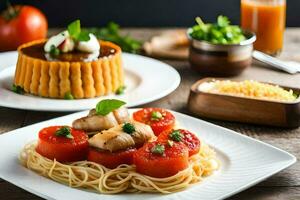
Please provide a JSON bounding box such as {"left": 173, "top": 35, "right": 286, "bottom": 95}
{"left": 85, "top": 22, "right": 142, "bottom": 53}
{"left": 169, "top": 130, "right": 183, "bottom": 142}
{"left": 64, "top": 91, "right": 74, "bottom": 100}
{"left": 189, "top": 15, "right": 246, "bottom": 45}
{"left": 96, "top": 99, "right": 126, "bottom": 116}
{"left": 12, "top": 84, "right": 24, "bottom": 94}
{"left": 115, "top": 86, "right": 126, "bottom": 95}
{"left": 151, "top": 111, "right": 163, "bottom": 121}
{"left": 67, "top": 19, "right": 90, "bottom": 42}
{"left": 167, "top": 140, "right": 174, "bottom": 147}
{"left": 217, "top": 15, "right": 230, "bottom": 27}
{"left": 49, "top": 45, "right": 60, "bottom": 56}
{"left": 55, "top": 126, "right": 73, "bottom": 139}
{"left": 151, "top": 144, "right": 165, "bottom": 155}
{"left": 293, "top": 92, "right": 299, "bottom": 99}
{"left": 122, "top": 122, "right": 135, "bottom": 134}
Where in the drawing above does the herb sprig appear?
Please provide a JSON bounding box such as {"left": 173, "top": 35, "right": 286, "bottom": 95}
{"left": 55, "top": 126, "right": 73, "bottom": 139}
{"left": 151, "top": 144, "right": 165, "bottom": 155}
{"left": 68, "top": 20, "right": 90, "bottom": 42}
{"left": 12, "top": 84, "right": 24, "bottom": 94}
{"left": 169, "top": 130, "right": 184, "bottom": 142}
{"left": 122, "top": 123, "right": 135, "bottom": 134}
{"left": 85, "top": 22, "right": 142, "bottom": 53}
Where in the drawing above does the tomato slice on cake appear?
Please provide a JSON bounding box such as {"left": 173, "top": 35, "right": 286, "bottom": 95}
{"left": 36, "top": 126, "right": 89, "bottom": 162}
{"left": 133, "top": 141, "right": 189, "bottom": 178}
{"left": 132, "top": 108, "right": 175, "bottom": 136}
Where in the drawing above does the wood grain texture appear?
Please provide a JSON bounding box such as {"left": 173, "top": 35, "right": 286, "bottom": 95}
{"left": 0, "top": 28, "right": 300, "bottom": 199}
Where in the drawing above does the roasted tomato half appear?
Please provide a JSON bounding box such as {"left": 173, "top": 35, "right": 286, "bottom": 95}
{"left": 36, "top": 126, "right": 89, "bottom": 162}
{"left": 133, "top": 141, "right": 189, "bottom": 178}
{"left": 158, "top": 129, "right": 201, "bottom": 156}
{"left": 133, "top": 108, "right": 175, "bottom": 136}
{"left": 87, "top": 147, "right": 136, "bottom": 169}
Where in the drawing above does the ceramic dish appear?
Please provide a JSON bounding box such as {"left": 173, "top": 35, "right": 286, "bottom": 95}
{"left": 0, "top": 52, "right": 180, "bottom": 111}
{"left": 0, "top": 109, "right": 296, "bottom": 200}
{"left": 188, "top": 30, "right": 256, "bottom": 76}
{"left": 188, "top": 78, "right": 300, "bottom": 127}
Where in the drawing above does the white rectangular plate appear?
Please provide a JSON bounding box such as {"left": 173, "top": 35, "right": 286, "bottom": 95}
{"left": 0, "top": 110, "right": 296, "bottom": 200}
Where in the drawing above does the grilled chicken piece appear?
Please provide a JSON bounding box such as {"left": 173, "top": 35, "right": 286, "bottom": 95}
{"left": 130, "top": 121, "right": 155, "bottom": 147}
{"left": 89, "top": 121, "right": 155, "bottom": 152}
{"left": 72, "top": 107, "right": 130, "bottom": 132}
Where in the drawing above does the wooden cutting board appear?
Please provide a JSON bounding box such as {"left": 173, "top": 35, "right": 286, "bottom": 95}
{"left": 143, "top": 30, "right": 189, "bottom": 59}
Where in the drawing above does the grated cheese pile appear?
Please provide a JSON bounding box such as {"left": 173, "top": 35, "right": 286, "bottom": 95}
{"left": 198, "top": 80, "right": 297, "bottom": 102}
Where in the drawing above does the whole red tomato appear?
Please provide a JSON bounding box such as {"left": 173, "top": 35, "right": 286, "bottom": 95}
{"left": 0, "top": 5, "right": 48, "bottom": 51}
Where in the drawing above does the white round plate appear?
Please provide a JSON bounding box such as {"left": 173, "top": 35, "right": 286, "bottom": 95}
{"left": 0, "top": 52, "right": 180, "bottom": 111}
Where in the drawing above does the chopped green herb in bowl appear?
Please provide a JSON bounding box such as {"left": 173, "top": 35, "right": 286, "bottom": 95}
{"left": 188, "top": 15, "right": 246, "bottom": 45}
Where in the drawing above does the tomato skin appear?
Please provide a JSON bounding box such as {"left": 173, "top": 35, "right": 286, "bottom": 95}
{"left": 133, "top": 108, "right": 175, "bottom": 136}
{"left": 0, "top": 5, "right": 48, "bottom": 51}
{"left": 36, "top": 126, "right": 89, "bottom": 162}
{"left": 133, "top": 141, "right": 189, "bottom": 178}
{"left": 87, "top": 148, "right": 136, "bottom": 169}
{"left": 158, "top": 129, "right": 201, "bottom": 156}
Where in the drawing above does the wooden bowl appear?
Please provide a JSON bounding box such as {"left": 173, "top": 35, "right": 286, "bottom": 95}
{"left": 188, "top": 78, "right": 300, "bottom": 128}
{"left": 188, "top": 31, "right": 256, "bottom": 77}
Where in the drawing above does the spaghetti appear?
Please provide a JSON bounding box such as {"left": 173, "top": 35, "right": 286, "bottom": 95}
{"left": 20, "top": 141, "right": 219, "bottom": 194}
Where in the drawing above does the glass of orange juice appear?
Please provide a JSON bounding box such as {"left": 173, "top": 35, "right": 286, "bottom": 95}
{"left": 241, "top": 0, "right": 286, "bottom": 55}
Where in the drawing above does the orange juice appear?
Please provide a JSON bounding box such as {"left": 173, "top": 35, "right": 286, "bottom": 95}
{"left": 241, "top": 0, "right": 286, "bottom": 55}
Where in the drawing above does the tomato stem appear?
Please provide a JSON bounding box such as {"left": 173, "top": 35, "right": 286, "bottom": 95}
{"left": 3, "top": 0, "right": 20, "bottom": 21}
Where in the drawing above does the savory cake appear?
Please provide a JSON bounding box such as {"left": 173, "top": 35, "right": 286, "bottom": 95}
{"left": 14, "top": 20, "right": 124, "bottom": 99}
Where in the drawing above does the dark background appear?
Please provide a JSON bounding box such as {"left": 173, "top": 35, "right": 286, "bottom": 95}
{"left": 1, "top": 0, "right": 299, "bottom": 27}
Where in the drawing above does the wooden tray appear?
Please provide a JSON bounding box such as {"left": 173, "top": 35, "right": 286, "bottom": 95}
{"left": 188, "top": 78, "right": 300, "bottom": 128}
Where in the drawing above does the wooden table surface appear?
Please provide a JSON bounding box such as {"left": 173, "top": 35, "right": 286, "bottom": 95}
{"left": 0, "top": 28, "right": 300, "bottom": 200}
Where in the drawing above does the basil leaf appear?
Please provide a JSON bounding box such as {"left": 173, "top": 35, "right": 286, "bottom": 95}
{"left": 78, "top": 31, "right": 90, "bottom": 41}
{"left": 96, "top": 99, "right": 126, "bottom": 116}
{"left": 68, "top": 20, "right": 81, "bottom": 39}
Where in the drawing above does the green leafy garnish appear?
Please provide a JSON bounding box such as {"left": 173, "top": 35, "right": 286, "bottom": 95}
{"left": 151, "top": 144, "right": 165, "bottom": 155}
{"left": 49, "top": 45, "right": 60, "bottom": 57}
{"left": 189, "top": 15, "right": 246, "bottom": 45}
{"left": 167, "top": 140, "right": 174, "bottom": 147}
{"left": 115, "top": 86, "right": 126, "bottom": 95}
{"left": 96, "top": 99, "right": 126, "bottom": 116}
{"left": 12, "top": 84, "right": 24, "bottom": 94}
{"left": 55, "top": 126, "right": 73, "bottom": 139}
{"left": 217, "top": 15, "right": 230, "bottom": 27}
{"left": 64, "top": 91, "right": 74, "bottom": 100}
{"left": 122, "top": 122, "right": 135, "bottom": 134}
{"left": 151, "top": 111, "right": 163, "bottom": 121}
{"left": 169, "top": 130, "right": 183, "bottom": 142}
{"left": 67, "top": 20, "right": 90, "bottom": 42}
{"left": 84, "top": 22, "right": 142, "bottom": 53}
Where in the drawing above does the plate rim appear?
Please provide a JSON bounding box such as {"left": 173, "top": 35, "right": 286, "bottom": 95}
{"left": 0, "top": 109, "right": 296, "bottom": 200}
{"left": 0, "top": 52, "right": 181, "bottom": 112}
